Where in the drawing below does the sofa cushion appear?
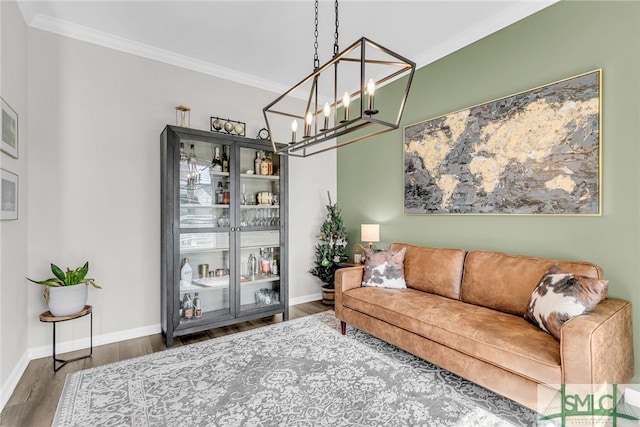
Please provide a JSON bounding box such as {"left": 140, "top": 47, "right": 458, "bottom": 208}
{"left": 342, "top": 286, "right": 561, "bottom": 385}
{"left": 389, "top": 243, "right": 466, "bottom": 300}
{"left": 361, "top": 247, "right": 407, "bottom": 289}
{"left": 460, "top": 250, "right": 603, "bottom": 316}
{"left": 525, "top": 266, "right": 608, "bottom": 340}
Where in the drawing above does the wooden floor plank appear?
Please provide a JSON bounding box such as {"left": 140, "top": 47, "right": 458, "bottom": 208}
{"left": 0, "top": 301, "right": 330, "bottom": 427}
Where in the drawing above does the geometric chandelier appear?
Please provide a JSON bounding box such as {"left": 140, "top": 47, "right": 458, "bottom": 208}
{"left": 263, "top": 1, "right": 415, "bottom": 157}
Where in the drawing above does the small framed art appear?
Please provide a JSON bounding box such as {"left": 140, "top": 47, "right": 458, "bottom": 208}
{"left": 1, "top": 97, "right": 18, "bottom": 159}
{"left": 1, "top": 169, "right": 18, "bottom": 220}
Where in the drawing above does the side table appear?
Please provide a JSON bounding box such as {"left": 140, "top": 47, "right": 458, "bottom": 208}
{"left": 39, "top": 305, "right": 93, "bottom": 372}
{"left": 322, "top": 263, "right": 363, "bottom": 305}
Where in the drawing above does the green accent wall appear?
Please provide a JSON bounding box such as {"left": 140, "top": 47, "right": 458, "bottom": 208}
{"left": 338, "top": 1, "right": 640, "bottom": 380}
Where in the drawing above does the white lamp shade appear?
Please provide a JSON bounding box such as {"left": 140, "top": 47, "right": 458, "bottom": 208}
{"left": 361, "top": 224, "right": 380, "bottom": 243}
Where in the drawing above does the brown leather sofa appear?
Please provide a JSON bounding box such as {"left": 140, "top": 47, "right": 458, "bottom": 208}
{"left": 335, "top": 243, "right": 634, "bottom": 410}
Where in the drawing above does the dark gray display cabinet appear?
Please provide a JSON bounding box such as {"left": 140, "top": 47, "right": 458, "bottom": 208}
{"left": 161, "top": 125, "right": 288, "bottom": 346}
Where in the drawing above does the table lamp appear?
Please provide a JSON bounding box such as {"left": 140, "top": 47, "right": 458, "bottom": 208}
{"left": 361, "top": 224, "right": 380, "bottom": 249}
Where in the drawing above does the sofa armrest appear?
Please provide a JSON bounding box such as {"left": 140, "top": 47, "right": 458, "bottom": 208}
{"left": 335, "top": 266, "right": 364, "bottom": 320}
{"left": 561, "top": 299, "right": 634, "bottom": 386}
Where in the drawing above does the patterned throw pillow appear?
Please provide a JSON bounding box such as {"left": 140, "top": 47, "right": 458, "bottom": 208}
{"left": 361, "top": 247, "right": 407, "bottom": 289}
{"left": 524, "top": 265, "right": 608, "bottom": 340}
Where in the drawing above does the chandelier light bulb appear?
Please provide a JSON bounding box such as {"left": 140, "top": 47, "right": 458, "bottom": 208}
{"left": 322, "top": 102, "right": 331, "bottom": 130}
{"left": 291, "top": 120, "right": 298, "bottom": 142}
{"left": 341, "top": 92, "right": 351, "bottom": 122}
{"left": 365, "top": 78, "right": 379, "bottom": 115}
{"left": 304, "top": 111, "right": 313, "bottom": 138}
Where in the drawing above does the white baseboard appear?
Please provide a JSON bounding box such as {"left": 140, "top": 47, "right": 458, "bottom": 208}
{"left": 289, "top": 293, "right": 322, "bottom": 306}
{"left": 1, "top": 350, "right": 29, "bottom": 411}
{"left": 3, "top": 296, "right": 323, "bottom": 411}
{"left": 28, "top": 323, "right": 162, "bottom": 360}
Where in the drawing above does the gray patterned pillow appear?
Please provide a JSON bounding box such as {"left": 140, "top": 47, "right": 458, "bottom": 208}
{"left": 524, "top": 265, "right": 608, "bottom": 340}
{"left": 362, "top": 247, "right": 407, "bottom": 289}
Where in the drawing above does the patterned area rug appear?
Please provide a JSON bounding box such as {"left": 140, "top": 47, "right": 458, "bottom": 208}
{"left": 54, "top": 311, "right": 537, "bottom": 426}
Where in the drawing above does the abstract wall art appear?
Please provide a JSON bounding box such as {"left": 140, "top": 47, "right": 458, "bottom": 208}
{"left": 404, "top": 70, "right": 601, "bottom": 215}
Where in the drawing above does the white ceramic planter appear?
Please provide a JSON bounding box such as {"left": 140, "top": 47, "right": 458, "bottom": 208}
{"left": 47, "top": 284, "right": 88, "bottom": 316}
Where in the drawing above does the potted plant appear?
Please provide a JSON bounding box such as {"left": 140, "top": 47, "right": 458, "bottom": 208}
{"left": 28, "top": 262, "right": 101, "bottom": 317}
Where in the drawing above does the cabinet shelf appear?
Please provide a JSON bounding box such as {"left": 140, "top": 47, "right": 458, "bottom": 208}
{"left": 210, "top": 171, "right": 230, "bottom": 178}
{"left": 240, "top": 204, "right": 279, "bottom": 209}
{"left": 241, "top": 274, "right": 280, "bottom": 284}
{"left": 241, "top": 173, "right": 280, "bottom": 181}
{"left": 181, "top": 203, "right": 230, "bottom": 209}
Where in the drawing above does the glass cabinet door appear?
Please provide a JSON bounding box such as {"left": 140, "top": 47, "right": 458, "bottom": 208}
{"left": 178, "top": 139, "right": 233, "bottom": 323}
{"left": 237, "top": 147, "right": 282, "bottom": 313}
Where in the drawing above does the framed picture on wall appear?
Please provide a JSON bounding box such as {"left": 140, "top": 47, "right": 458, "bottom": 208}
{"left": 1, "top": 168, "right": 18, "bottom": 220}
{"left": 1, "top": 97, "right": 18, "bottom": 159}
{"left": 404, "top": 69, "right": 601, "bottom": 215}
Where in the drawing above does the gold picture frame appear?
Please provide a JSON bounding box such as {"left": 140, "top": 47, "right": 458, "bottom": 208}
{"left": 403, "top": 70, "right": 601, "bottom": 215}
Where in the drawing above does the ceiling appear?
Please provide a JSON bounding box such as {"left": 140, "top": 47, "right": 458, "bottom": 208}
{"left": 17, "top": 1, "right": 558, "bottom": 96}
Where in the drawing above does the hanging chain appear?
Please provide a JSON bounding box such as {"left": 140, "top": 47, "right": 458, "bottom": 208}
{"left": 333, "top": 0, "right": 340, "bottom": 56}
{"left": 313, "top": 0, "right": 320, "bottom": 70}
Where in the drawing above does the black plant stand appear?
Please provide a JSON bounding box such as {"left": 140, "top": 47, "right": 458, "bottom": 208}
{"left": 39, "top": 305, "right": 93, "bottom": 372}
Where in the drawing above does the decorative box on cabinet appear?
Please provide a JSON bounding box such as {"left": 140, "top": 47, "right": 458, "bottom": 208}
{"left": 161, "top": 125, "right": 288, "bottom": 347}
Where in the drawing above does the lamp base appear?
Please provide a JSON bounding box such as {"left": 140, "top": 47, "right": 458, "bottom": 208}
{"left": 364, "top": 109, "right": 379, "bottom": 116}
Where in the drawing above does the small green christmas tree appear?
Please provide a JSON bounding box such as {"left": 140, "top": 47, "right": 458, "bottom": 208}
{"left": 309, "top": 192, "right": 349, "bottom": 288}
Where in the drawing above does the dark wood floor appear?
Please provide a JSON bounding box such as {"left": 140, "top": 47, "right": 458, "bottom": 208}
{"left": 0, "top": 301, "right": 331, "bottom": 427}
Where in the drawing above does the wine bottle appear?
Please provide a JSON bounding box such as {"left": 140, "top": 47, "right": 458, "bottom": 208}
{"left": 260, "top": 248, "right": 271, "bottom": 275}
{"left": 223, "top": 179, "right": 230, "bottom": 205}
{"left": 260, "top": 152, "right": 269, "bottom": 175}
{"left": 254, "top": 151, "right": 261, "bottom": 175}
{"left": 193, "top": 292, "right": 202, "bottom": 319}
{"left": 267, "top": 154, "right": 273, "bottom": 176}
{"left": 188, "top": 144, "right": 198, "bottom": 183}
{"left": 215, "top": 182, "right": 224, "bottom": 205}
{"left": 179, "top": 143, "right": 187, "bottom": 164}
{"left": 222, "top": 146, "right": 229, "bottom": 172}
{"left": 211, "top": 146, "right": 222, "bottom": 172}
{"left": 183, "top": 293, "right": 193, "bottom": 319}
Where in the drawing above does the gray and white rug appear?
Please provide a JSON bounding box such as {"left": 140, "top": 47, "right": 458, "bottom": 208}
{"left": 54, "top": 311, "right": 537, "bottom": 426}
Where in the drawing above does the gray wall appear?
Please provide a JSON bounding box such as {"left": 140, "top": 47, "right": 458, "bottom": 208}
{"left": 2, "top": 6, "right": 336, "bottom": 406}
{"left": 0, "top": 0, "right": 29, "bottom": 408}
{"left": 338, "top": 1, "right": 640, "bottom": 380}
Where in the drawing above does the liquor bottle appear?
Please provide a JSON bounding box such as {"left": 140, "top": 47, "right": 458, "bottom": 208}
{"left": 260, "top": 152, "right": 269, "bottom": 176}
{"left": 271, "top": 258, "right": 278, "bottom": 276}
{"left": 215, "top": 182, "right": 224, "bottom": 205}
{"left": 180, "top": 258, "right": 192, "bottom": 284}
{"left": 211, "top": 146, "right": 222, "bottom": 172}
{"left": 254, "top": 151, "right": 261, "bottom": 175}
{"left": 248, "top": 253, "right": 257, "bottom": 280}
{"left": 260, "top": 248, "right": 271, "bottom": 275}
{"left": 188, "top": 144, "right": 198, "bottom": 183}
{"left": 222, "top": 145, "right": 229, "bottom": 173}
{"left": 179, "top": 143, "right": 187, "bottom": 164}
{"left": 193, "top": 292, "right": 202, "bottom": 319}
{"left": 267, "top": 154, "right": 273, "bottom": 176}
{"left": 183, "top": 293, "right": 193, "bottom": 319}
{"left": 223, "top": 179, "right": 230, "bottom": 205}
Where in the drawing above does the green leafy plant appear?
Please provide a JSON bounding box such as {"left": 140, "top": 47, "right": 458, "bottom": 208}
{"left": 28, "top": 262, "right": 101, "bottom": 289}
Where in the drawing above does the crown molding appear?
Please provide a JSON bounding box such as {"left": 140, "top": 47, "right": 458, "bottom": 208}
{"left": 18, "top": 1, "right": 558, "bottom": 98}
{"left": 26, "top": 13, "right": 294, "bottom": 97}
{"left": 414, "top": 0, "right": 559, "bottom": 68}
